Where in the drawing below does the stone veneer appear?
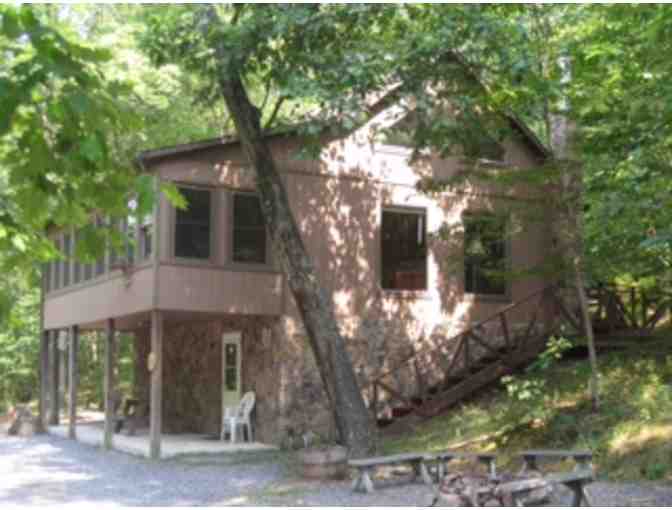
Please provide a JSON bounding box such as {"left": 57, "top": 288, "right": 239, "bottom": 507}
{"left": 132, "top": 315, "right": 288, "bottom": 442}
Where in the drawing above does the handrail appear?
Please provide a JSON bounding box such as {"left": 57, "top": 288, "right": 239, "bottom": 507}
{"left": 373, "top": 284, "right": 557, "bottom": 383}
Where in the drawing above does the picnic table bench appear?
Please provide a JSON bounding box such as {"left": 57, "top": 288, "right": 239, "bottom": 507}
{"left": 544, "top": 469, "right": 595, "bottom": 506}
{"left": 519, "top": 449, "right": 593, "bottom": 473}
{"left": 516, "top": 450, "right": 594, "bottom": 506}
{"left": 349, "top": 453, "right": 432, "bottom": 493}
{"left": 349, "top": 451, "right": 498, "bottom": 493}
{"left": 426, "top": 451, "right": 497, "bottom": 482}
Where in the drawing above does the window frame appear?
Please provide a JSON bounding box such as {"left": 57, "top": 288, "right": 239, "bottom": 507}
{"left": 230, "top": 191, "right": 269, "bottom": 267}
{"left": 380, "top": 205, "right": 429, "bottom": 293}
{"left": 463, "top": 211, "right": 511, "bottom": 300}
{"left": 170, "top": 184, "right": 216, "bottom": 264}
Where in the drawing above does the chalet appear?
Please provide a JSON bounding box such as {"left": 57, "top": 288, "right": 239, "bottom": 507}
{"left": 39, "top": 103, "right": 556, "bottom": 458}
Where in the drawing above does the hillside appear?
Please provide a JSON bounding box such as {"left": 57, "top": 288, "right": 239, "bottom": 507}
{"left": 382, "top": 330, "right": 672, "bottom": 482}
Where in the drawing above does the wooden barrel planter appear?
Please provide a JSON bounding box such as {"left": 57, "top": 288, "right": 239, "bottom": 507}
{"left": 300, "top": 445, "right": 348, "bottom": 480}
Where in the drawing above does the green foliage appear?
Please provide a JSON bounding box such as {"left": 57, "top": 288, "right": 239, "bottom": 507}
{"left": 75, "top": 332, "right": 135, "bottom": 409}
{"left": 0, "top": 278, "right": 39, "bottom": 407}
{"left": 0, "top": 4, "right": 140, "bottom": 273}
{"left": 500, "top": 336, "right": 573, "bottom": 425}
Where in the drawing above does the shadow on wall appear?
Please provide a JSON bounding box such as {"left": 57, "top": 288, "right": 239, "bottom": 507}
{"left": 282, "top": 134, "right": 551, "bottom": 407}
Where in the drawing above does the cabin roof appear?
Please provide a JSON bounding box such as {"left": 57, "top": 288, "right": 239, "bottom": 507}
{"left": 137, "top": 111, "right": 550, "bottom": 167}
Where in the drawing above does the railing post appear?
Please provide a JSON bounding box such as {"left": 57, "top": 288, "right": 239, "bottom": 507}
{"left": 500, "top": 313, "right": 511, "bottom": 351}
{"left": 464, "top": 335, "right": 471, "bottom": 373}
{"left": 371, "top": 382, "right": 379, "bottom": 419}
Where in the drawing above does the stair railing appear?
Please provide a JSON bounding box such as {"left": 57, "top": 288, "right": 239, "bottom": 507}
{"left": 369, "top": 284, "right": 561, "bottom": 421}
{"left": 588, "top": 284, "right": 672, "bottom": 335}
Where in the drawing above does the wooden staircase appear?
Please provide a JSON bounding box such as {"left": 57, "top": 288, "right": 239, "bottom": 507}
{"left": 369, "top": 283, "right": 671, "bottom": 428}
{"left": 368, "top": 285, "right": 578, "bottom": 428}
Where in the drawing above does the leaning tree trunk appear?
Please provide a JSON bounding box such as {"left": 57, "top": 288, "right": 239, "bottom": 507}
{"left": 203, "top": 11, "right": 375, "bottom": 455}
{"left": 548, "top": 55, "right": 600, "bottom": 411}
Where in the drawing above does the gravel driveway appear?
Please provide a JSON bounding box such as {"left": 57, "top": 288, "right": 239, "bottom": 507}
{"left": 2, "top": 434, "right": 672, "bottom": 506}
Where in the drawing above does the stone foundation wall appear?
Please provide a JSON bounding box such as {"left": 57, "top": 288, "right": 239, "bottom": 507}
{"left": 132, "top": 315, "right": 280, "bottom": 441}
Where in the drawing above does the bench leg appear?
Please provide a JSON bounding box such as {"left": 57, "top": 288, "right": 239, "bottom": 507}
{"left": 518, "top": 456, "right": 538, "bottom": 476}
{"left": 437, "top": 462, "right": 445, "bottom": 483}
{"left": 566, "top": 481, "right": 592, "bottom": 507}
{"left": 486, "top": 459, "right": 497, "bottom": 479}
{"left": 419, "top": 461, "right": 433, "bottom": 485}
{"left": 360, "top": 469, "right": 375, "bottom": 494}
{"left": 352, "top": 469, "right": 375, "bottom": 494}
{"left": 351, "top": 473, "right": 362, "bottom": 493}
{"left": 580, "top": 484, "right": 593, "bottom": 507}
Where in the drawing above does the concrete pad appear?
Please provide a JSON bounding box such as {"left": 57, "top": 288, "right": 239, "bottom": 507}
{"left": 48, "top": 421, "right": 277, "bottom": 459}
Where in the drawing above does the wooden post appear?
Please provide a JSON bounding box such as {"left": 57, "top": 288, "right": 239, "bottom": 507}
{"left": 68, "top": 325, "right": 79, "bottom": 439}
{"left": 59, "top": 335, "right": 67, "bottom": 413}
{"left": 39, "top": 330, "right": 50, "bottom": 430}
{"left": 103, "top": 319, "right": 116, "bottom": 450}
{"left": 149, "top": 310, "right": 163, "bottom": 460}
{"left": 49, "top": 330, "right": 60, "bottom": 425}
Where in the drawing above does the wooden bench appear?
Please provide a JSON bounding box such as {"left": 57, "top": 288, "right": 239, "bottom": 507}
{"left": 425, "top": 451, "right": 498, "bottom": 482}
{"left": 519, "top": 449, "right": 593, "bottom": 473}
{"left": 546, "top": 469, "right": 594, "bottom": 506}
{"left": 349, "top": 453, "right": 432, "bottom": 493}
{"left": 517, "top": 450, "right": 594, "bottom": 506}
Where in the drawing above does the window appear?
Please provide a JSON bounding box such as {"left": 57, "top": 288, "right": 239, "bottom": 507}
{"left": 123, "top": 217, "right": 136, "bottom": 266}
{"left": 464, "top": 214, "right": 507, "bottom": 296}
{"left": 140, "top": 214, "right": 153, "bottom": 260}
{"left": 72, "top": 230, "right": 81, "bottom": 285}
{"left": 53, "top": 238, "right": 62, "bottom": 290}
{"left": 83, "top": 262, "right": 93, "bottom": 281}
{"left": 63, "top": 234, "right": 72, "bottom": 287}
{"left": 232, "top": 193, "right": 266, "bottom": 264}
{"left": 381, "top": 208, "right": 427, "bottom": 290}
{"left": 44, "top": 263, "right": 51, "bottom": 293}
{"left": 95, "top": 218, "right": 105, "bottom": 276}
{"left": 174, "top": 187, "right": 211, "bottom": 259}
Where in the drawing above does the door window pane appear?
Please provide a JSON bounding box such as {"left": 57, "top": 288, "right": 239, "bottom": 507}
{"left": 224, "top": 343, "right": 238, "bottom": 391}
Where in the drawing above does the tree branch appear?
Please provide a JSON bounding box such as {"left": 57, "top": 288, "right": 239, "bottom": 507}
{"left": 263, "top": 95, "right": 287, "bottom": 131}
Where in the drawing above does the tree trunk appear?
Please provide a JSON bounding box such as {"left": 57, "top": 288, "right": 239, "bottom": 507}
{"left": 549, "top": 55, "right": 600, "bottom": 411}
{"left": 202, "top": 7, "right": 375, "bottom": 456}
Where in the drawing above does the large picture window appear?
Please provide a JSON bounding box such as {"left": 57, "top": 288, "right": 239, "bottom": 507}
{"left": 232, "top": 193, "right": 266, "bottom": 264}
{"left": 174, "top": 187, "right": 211, "bottom": 259}
{"left": 464, "top": 214, "right": 507, "bottom": 296}
{"left": 381, "top": 208, "right": 427, "bottom": 291}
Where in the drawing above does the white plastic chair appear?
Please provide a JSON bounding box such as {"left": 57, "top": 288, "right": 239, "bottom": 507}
{"left": 221, "top": 392, "right": 255, "bottom": 443}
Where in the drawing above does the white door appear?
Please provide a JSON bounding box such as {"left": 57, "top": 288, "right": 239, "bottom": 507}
{"left": 222, "top": 332, "right": 242, "bottom": 413}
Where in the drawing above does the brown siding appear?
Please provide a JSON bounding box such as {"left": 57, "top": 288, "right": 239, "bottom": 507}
{"left": 156, "top": 265, "right": 283, "bottom": 316}
{"left": 44, "top": 267, "right": 154, "bottom": 330}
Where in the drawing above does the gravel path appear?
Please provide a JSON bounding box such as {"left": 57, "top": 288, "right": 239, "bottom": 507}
{"left": 2, "top": 434, "right": 672, "bottom": 506}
